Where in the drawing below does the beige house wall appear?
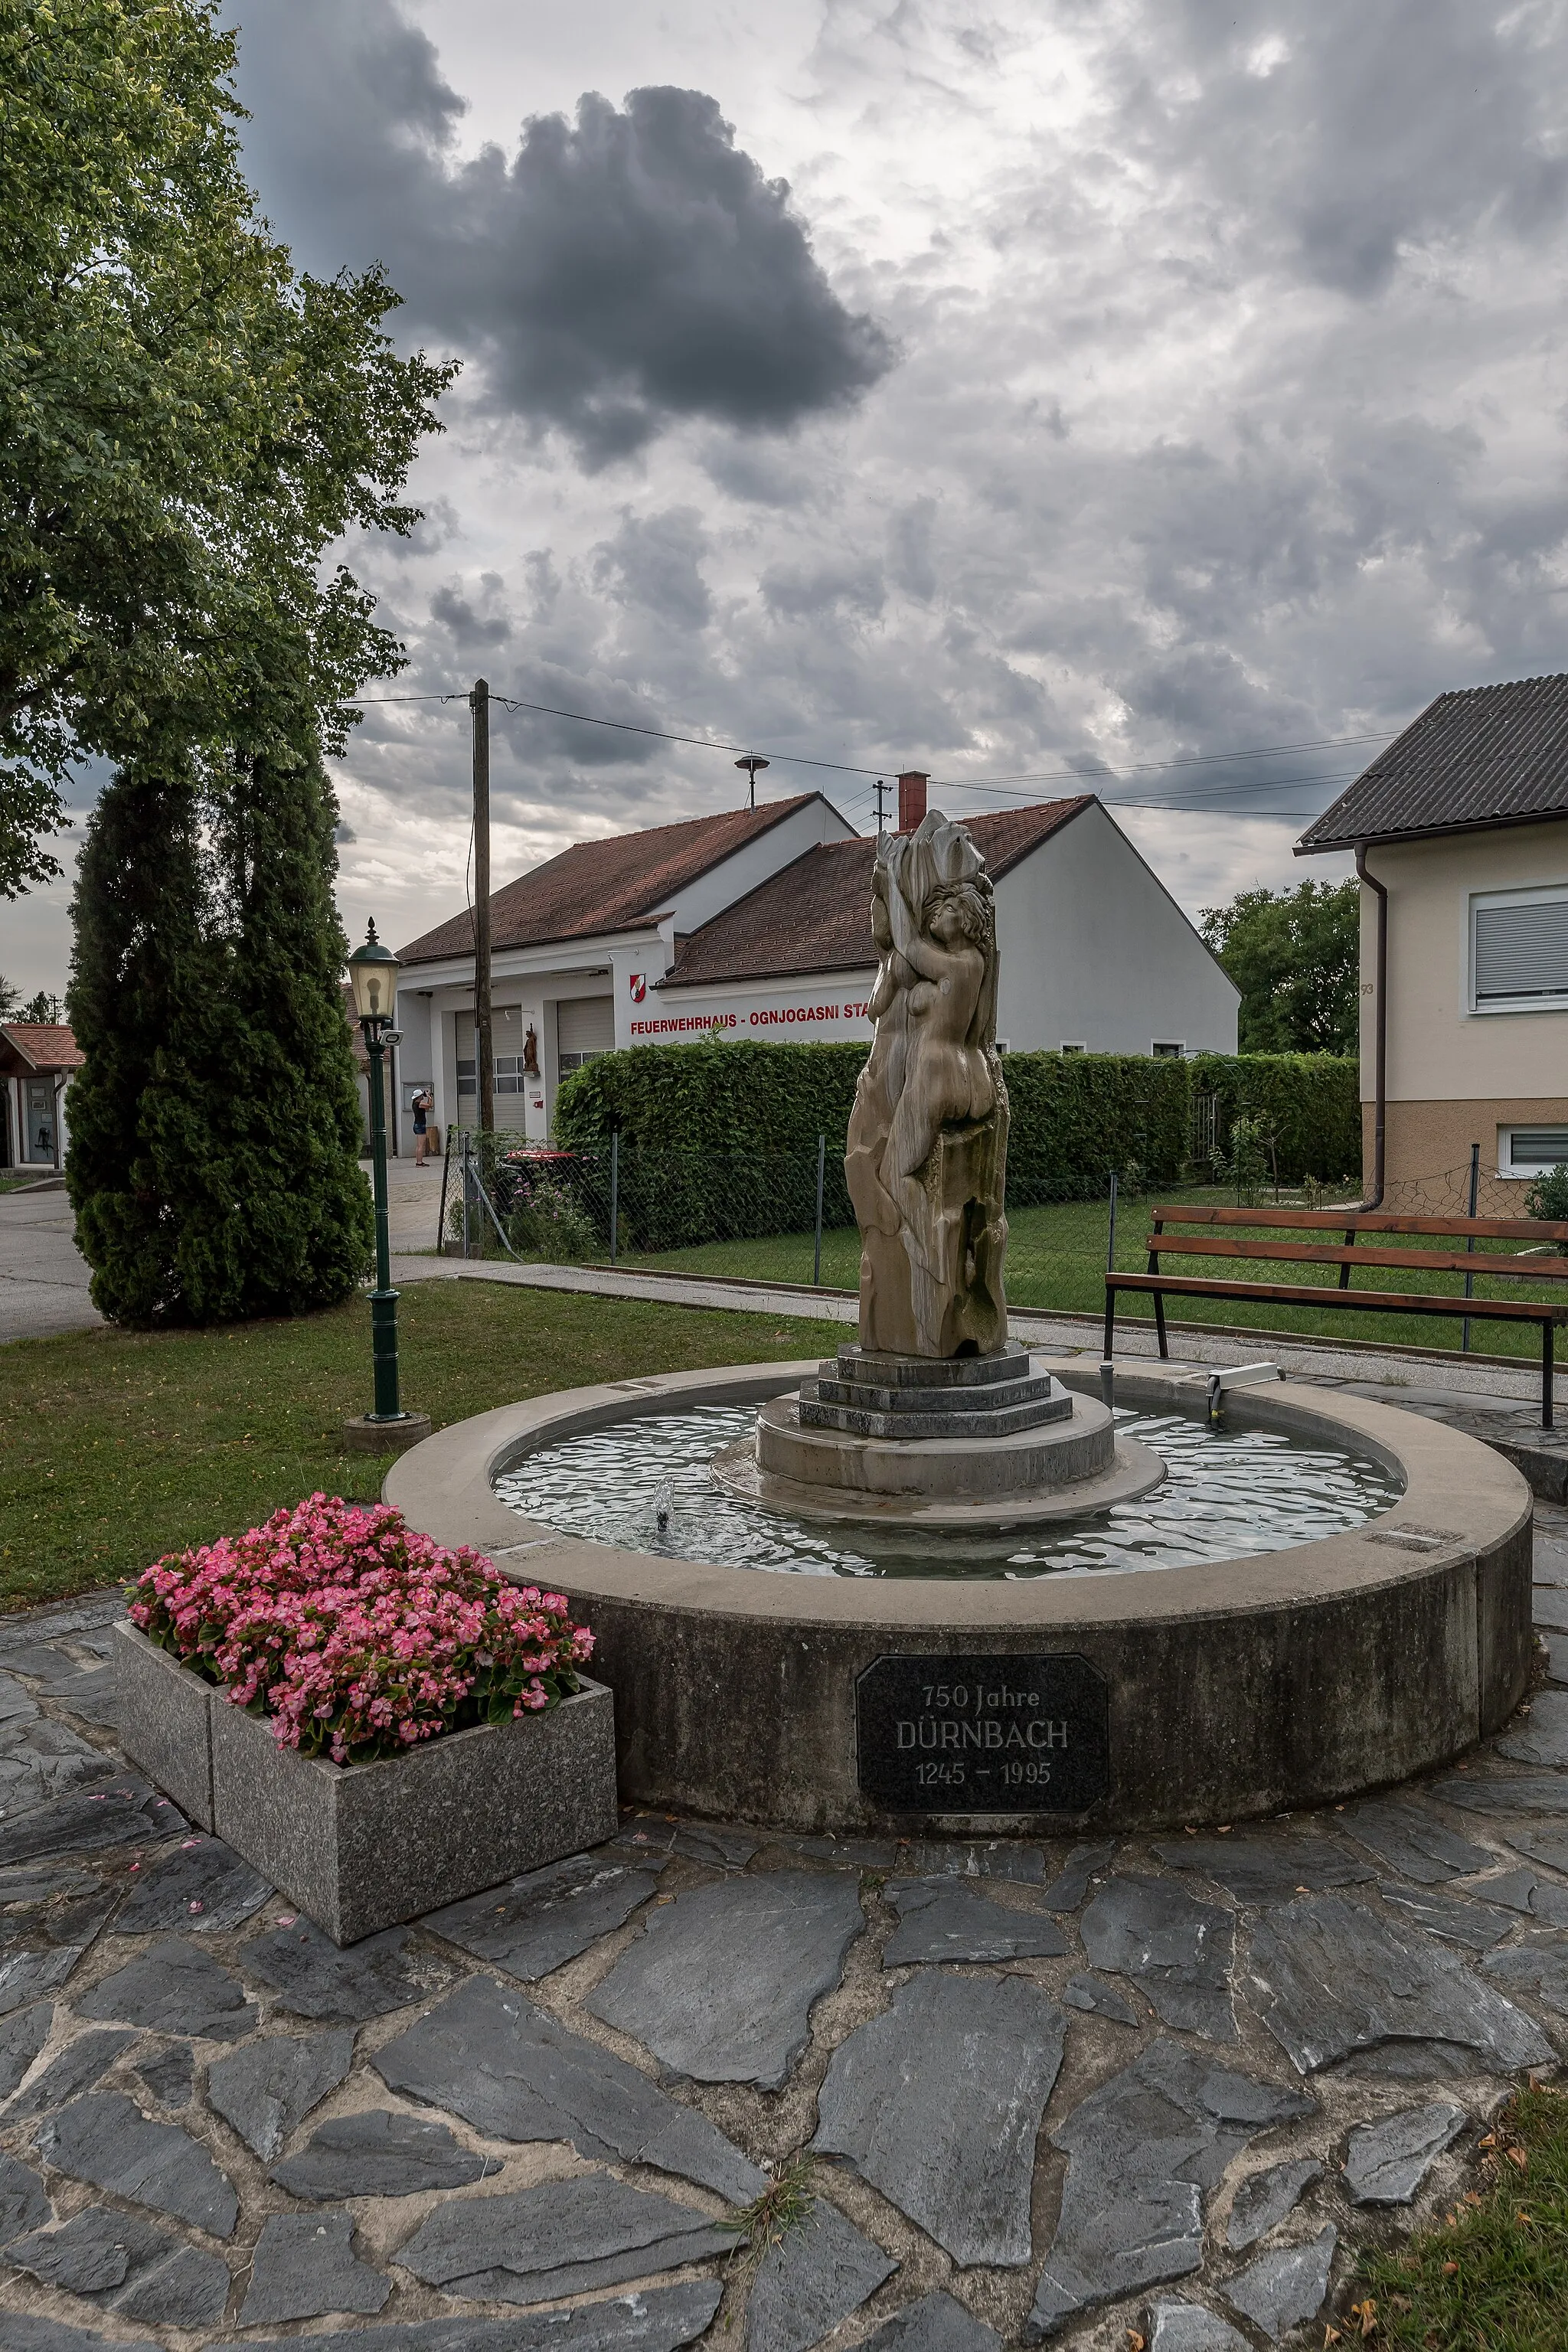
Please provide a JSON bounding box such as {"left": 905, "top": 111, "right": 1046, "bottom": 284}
{"left": 1358, "top": 818, "right": 1568, "bottom": 1194}
{"left": 1362, "top": 1098, "right": 1568, "bottom": 1210}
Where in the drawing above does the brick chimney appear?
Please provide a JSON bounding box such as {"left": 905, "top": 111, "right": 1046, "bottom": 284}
{"left": 897, "top": 770, "right": 929, "bottom": 832}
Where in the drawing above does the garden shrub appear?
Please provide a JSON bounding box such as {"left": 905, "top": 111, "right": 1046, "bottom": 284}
{"left": 505, "top": 1165, "right": 600, "bottom": 1263}
{"left": 1526, "top": 1165, "right": 1568, "bottom": 1220}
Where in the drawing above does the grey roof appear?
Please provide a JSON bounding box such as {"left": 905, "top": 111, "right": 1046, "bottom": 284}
{"left": 1296, "top": 673, "right": 1568, "bottom": 853}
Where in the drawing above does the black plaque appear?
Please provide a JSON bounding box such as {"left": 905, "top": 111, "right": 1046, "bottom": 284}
{"left": 856, "top": 1653, "right": 1109, "bottom": 1815}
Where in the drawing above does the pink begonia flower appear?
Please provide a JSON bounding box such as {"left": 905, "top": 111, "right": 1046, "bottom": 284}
{"left": 127, "top": 1495, "right": 591, "bottom": 1768}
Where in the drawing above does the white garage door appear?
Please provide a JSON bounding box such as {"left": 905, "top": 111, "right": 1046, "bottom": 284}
{"left": 557, "top": 997, "right": 615, "bottom": 1071}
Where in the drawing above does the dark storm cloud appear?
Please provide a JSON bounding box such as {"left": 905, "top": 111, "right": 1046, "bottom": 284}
{"left": 231, "top": 3, "right": 893, "bottom": 462}
{"left": 439, "top": 87, "right": 896, "bottom": 462}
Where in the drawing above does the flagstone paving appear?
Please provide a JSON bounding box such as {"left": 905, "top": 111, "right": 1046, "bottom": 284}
{"left": 0, "top": 1545, "right": 1565, "bottom": 2351}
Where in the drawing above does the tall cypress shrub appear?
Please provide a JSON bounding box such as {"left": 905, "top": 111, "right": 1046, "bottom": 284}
{"left": 203, "top": 720, "right": 373, "bottom": 1315}
{"left": 67, "top": 727, "right": 373, "bottom": 1325}
{"left": 67, "top": 758, "right": 215, "bottom": 1322}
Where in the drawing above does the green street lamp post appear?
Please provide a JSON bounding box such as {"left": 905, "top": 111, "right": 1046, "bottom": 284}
{"left": 345, "top": 922, "right": 428, "bottom": 1449}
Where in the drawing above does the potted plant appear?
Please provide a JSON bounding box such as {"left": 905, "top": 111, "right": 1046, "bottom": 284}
{"left": 115, "top": 1495, "right": 616, "bottom": 1944}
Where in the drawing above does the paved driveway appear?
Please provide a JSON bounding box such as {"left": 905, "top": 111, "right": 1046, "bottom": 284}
{"left": 0, "top": 1184, "right": 101, "bottom": 1344}
{"left": 0, "top": 1161, "right": 446, "bottom": 1348}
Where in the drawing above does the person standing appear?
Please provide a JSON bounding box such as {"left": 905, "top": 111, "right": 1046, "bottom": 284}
{"left": 411, "top": 1086, "right": 435, "bottom": 1168}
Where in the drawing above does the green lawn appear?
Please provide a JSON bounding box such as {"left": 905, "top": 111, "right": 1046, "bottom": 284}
{"left": 614, "top": 1193, "right": 1563, "bottom": 1365}
{"left": 0, "top": 1283, "right": 838, "bottom": 1612}
{"left": 1358, "top": 2086, "right": 1568, "bottom": 2350}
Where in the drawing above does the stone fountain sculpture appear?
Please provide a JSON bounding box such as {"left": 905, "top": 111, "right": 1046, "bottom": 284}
{"left": 713, "top": 809, "right": 1163, "bottom": 1529}
{"left": 846, "top": 811, "right": 1008, "bottom": 1357}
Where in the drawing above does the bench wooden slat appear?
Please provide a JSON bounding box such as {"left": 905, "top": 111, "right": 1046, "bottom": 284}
{"left": 1142, "top": 1233, "right": 1568, "bottom": 1282}
{"left": 1148, "top": 1204, "right": 1568, "bottom": 1243}
{"left": 1106, "top": 1271, "right": 1568, "bottom": 1321}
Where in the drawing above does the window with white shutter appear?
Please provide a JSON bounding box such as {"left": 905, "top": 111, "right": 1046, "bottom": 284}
{"left": 1471, "top": 888, "right": 1568, "bottom": 1010}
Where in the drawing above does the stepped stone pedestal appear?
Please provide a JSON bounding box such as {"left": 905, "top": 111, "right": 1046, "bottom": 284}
{"left": 712, "top": 1342, "right": 1164, "bottom": 1530}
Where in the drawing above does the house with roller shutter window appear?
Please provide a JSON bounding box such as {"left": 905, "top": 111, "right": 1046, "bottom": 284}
{"left": 1298, "top": 671, "right": 1568, "bottom": 1205}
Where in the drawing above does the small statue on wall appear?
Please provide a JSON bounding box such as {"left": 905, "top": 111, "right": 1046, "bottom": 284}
{"left": 844, "top": 810, "right": 1009, "bottom": 1357}
{"left": 522, "top": 1024, "right": 541, "bottom": 1079}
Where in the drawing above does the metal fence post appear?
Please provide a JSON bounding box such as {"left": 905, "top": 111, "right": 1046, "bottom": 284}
{"left": 436, "top": 1124, "right": 452, "bottom": 1254}
{"left": 1462, "top": 1140, "right": 1480, "bottom": 1352}
{"left": 609, "top": 1129, "right": 619, "bottom": 1266}
{"left": 461, "top": 1129, "right": 471, "bottom": 1260}
{"left": 813, "top": 1133, "right": 826, "bottom": 1285}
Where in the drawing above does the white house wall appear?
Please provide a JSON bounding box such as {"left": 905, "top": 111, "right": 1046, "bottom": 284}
{"left": 636, "top": 972, "right": 879, "bottom": 1047}
{"left": 991, "top": 803, "right": 1239, "bottom": 1054}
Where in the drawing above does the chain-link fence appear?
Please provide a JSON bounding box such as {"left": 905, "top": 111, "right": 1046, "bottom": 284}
{"left": 433, "top": 1125, "right": 1568, "bottom": 1364}
{"left": 438, "top": 1129, "right": 840, "bottom": 1282}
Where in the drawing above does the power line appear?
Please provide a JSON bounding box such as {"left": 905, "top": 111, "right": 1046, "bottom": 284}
{"left": 935, "top": 768, "right": 1361, "bottom": 807}
{"left": 349, "top": 684, "right": 1387, "bottom": 806}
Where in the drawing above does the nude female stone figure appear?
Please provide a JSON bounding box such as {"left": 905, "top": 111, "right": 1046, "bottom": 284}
{"left": 844, "top": 810, "right": 1008, "bottom": 1357}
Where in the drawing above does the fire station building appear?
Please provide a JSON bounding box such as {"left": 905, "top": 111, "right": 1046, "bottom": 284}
{"left": 391, "top": 773, "right": 1237, "bottom": 1147}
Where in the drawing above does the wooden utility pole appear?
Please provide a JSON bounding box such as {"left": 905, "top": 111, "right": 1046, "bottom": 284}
{"left": 471, "top": 678, "right": 495, "bottom": 1135}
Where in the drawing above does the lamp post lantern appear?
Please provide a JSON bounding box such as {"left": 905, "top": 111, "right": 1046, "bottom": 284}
{"left": 345, "top": 921, "right": 428, "bottom": 1449}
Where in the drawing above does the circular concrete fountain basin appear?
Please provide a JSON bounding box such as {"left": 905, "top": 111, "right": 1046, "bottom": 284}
{"left": 385, "top": 1357, "right": 1533, "bottom": 1838}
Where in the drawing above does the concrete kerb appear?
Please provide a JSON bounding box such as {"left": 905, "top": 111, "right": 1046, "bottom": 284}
{"left": 385, "top": 1358, "right": 1534, "bottom": 1838}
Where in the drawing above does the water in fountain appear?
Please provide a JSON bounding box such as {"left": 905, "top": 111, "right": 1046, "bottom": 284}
{"left": 495, "top": 1401, "right": 1401, "bottom": 1581}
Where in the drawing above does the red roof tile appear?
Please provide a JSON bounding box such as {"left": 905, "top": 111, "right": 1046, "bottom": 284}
{"left": 658, "top": 799, "right": 1093, "bottom": 988}
{"left": 397, "top": 794, "right": 827, "bottom": 966}
{"left": 0, "top": 1023, "right": 83, "bottom": 1073}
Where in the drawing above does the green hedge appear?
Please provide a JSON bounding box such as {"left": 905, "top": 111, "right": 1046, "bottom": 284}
{"left": 1001, "top": 1054, "right": 1188, "bottom": 1198}
{"left": 555, "top": 1040, "right": 867, "bottom": 1156}
{"left": 1187, "top": 1053, "right": 1362, "bottom": 1182}
{"left": 554, "top": 1040, "right": 1361, "bottom": 1201}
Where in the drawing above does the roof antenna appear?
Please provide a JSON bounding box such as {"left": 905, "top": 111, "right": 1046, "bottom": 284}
{"left": 734, "top": 753, "right": 769, "bottom": 809}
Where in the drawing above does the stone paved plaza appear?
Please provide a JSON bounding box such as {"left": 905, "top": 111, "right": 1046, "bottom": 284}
{"left": 1, "top": 1523, "right": 1567, "bottom": 2352}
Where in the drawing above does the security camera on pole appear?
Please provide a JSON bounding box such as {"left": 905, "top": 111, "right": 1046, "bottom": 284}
{"left": 342, "top": 920, "right": 431, "bottom": 1455}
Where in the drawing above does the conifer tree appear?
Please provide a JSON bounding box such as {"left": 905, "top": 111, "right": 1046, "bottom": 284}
{"left": 66, "top": 757, "right": 217, "bottom": 1322}
{"left": 201, "top": 700, "right": 374, "bottom": 1318}
{"left": 67, "top": 707, "right": 374, "bottom": 1325}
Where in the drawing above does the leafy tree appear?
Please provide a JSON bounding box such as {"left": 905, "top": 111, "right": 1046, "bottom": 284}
{"left": 0, "top": 0, "right": 454, "bottom": 896}
{"left": 1200, "top": 879, "right": 1360, "bottom": 1055}
{"left": 18, "top": 990, "right": 61, "bottom": 1023}
{"left": 0, "top": 975, "right": 18, "bottom": 1018}
{"left": 30, "top": 0, "right": 454, "bottom": 1321}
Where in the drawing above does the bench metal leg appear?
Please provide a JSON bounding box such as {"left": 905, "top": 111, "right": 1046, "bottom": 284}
{"left": 1547, "top": 1321, "right": 1555, "bottom": 1432}
{"left": 1152, "top": 1290, "right": 1169, "bottom": 1360}
{"left": 1103, "top": 1287, "right": 1116, "bottom": 1361}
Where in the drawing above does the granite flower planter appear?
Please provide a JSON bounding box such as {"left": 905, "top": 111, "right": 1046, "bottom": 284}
{"left": 114, "top": 1625, "right": 617, "bottom": 1943}
{"left": 114, "top": 1622, "right": 217, "bottom": 1831}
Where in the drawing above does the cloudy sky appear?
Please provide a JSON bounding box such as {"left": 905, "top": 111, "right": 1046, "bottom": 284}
{"left": 11, "top": 0, "right": 1568, "bottom": 993}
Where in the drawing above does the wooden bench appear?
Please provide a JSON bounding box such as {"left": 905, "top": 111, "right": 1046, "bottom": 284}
{"left": 1103, "top": 1204, "right": 1568, "bottom": 1427}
